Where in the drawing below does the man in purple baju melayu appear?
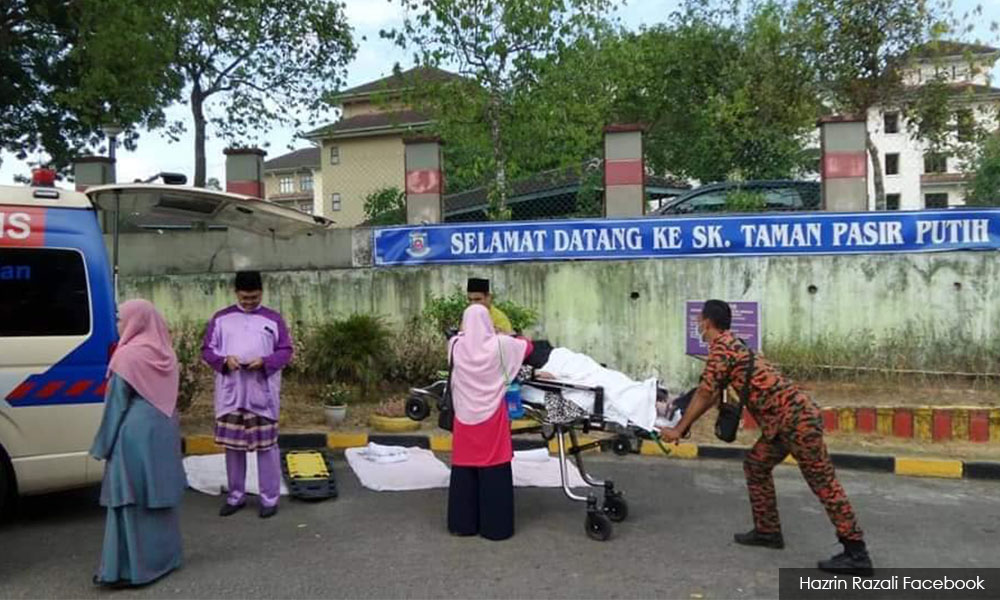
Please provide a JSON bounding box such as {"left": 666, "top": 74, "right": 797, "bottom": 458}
{"left": 201, "top": 271, "right": 293, "bottom": 519}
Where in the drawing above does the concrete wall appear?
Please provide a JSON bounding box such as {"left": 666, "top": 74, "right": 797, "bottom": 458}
{"left": 105, "top": 227, "right": 367, "bottom": 276}
{"left": 116, "top": 229, "right": 1000, "bottom": 386}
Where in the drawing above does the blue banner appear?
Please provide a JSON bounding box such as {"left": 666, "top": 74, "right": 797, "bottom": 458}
{"left": 372, "top": 209, "right": 1000, "bottom": 266}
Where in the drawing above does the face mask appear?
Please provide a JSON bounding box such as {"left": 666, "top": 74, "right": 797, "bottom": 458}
{"left": 698, "top": 321, "right": 708, "bottom": 342}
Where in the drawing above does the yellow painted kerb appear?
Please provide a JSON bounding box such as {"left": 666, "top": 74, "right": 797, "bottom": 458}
{"left": 184, "top": 435, "right": 222, "bottom": 455}
{"left": 895, "top": 456, "right": 963, "bottom": 479}
{"left": 327, "top": 432, "right": 369, "bottom": 449}
{"left": 430, "top": 435, "right": 453, "bottom": 452}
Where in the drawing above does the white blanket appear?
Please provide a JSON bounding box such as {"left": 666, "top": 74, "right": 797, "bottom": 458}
{"left": 344, "top": 446, "right": 588, "bottom": 492}
{"left": 183, "top": 453, "right": 290, "bottom": 497}
{"left": 346, "top": 446, "right": 451, "bottom": 491}
{"left": 523, "top": 347, "right": 658, "bottom": 430}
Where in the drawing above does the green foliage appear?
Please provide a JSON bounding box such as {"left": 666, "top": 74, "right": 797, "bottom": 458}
{"left": 382, "top": 0, "right": 613, "bottom": 209}
{"left": 611, "top": 3, "right": 821, "bottom": 182}
{"left": 422, "top": 289, "right": 539, "bottom": 334}
{"left": 965, "top": 134, "right": 1000, "bottom": 207}
{"left": 1, "top": 0, "right": 181, "bottom": 174}
{"left": 170, "top": 321, "right": 208, "bottom": 413}
{"left": 364, "top": 187, "right": 406, "bottom": 226}
{"left": 422, "top": 290, "right": 470, "bottom": 335}
{"left": 318, "top": 382, "right": 354, "bottom": 406}
{"left": 765, "top": 330, "right": 1000, "bottom": 383}
{"left": 304, "top": 315, "right": 393, "bottom": 401}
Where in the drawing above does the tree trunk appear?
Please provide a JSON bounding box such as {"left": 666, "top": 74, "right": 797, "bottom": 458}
{"left": 487, "top": 94, "right": 509, "bottom": 220}
{"left": 191, "top": 84, "right": 207, "bottom": 188}
{"left": 866, "top": 130, "right": 885, "bottom": 210}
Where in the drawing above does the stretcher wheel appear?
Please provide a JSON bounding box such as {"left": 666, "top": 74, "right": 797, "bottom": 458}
{"left": 611, "top": 435, "right": 631, "bottom": 456}
{"left": 406, "top": 395, "right": 430, "bottom": 421}
{"left": 585, "top": 512, "right": 612, "bottom": 541}
{"left": 603, "top": 495, "right": 629, "bottom": 523}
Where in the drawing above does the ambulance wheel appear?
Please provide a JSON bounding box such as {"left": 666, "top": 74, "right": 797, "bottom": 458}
{"left": 603, "top": 495, "right": 629, "bottom": 523}
{"left": 405, "top": 395, "right": 430, "bottom": 421}
{"left": 611, "top": 435, "right": 631, "bottom": 456}
{"left": 585, "top": 512, "right": 612, "bottom": 541}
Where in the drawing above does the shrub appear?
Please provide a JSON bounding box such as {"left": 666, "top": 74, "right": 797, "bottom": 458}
{"left": 725, "top": 187, "right": 767, "bottom": 212}
{"left": 387, "top": 317, "right": 448, "bottom": 385}
{"left": 363, "top": 186, "right": 406, "bottom": 226}
{"left": 304, "top": 314, "right": 393, "bottom": 401}
{"left": 171, "top": 321, "right": 208, "bottom": 413}
{"left": 423, "top": 288, "right": 539, "bottom": 334}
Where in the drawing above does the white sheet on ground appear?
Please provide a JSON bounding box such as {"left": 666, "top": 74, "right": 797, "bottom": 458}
{"left": 183, "top": 453, "right": 290, "bottom": 497}
{"left": 511, "top": 449, "right": 587, "bottom": 488}
{"left": 522, "top": 348, "right": 658, "bottom": 430}
{"left": 346, "top": 446, "right": 451, "bottom": 491}
{"left": 343, "top": 445, "right": 588, "bottom": 491}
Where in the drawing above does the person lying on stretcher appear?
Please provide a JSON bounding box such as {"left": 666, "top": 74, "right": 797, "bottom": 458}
{"left": 521, "top": 340, "right": 688, "bottom": 431}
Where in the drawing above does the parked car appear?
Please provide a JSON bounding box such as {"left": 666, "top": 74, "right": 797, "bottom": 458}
{"left": 651, "top": 180, "right": 820, "bottom": 216}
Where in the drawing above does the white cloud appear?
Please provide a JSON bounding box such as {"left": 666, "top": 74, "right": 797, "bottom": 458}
{"left": 342, "top": 0, "right": 406, "bottom": 29}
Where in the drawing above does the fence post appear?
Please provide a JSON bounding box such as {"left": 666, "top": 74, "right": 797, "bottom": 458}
{"left": 818, "top": 115, "right": 868, "bottom": 212}
{"left": 404, "top": 136, "right": 443, "bottom": 225}
{"left": 224, "top": 147, "right": 266, "bottom": 198}
{"left": 603, "top": 124, "right": 646, "bottom": 218}
{"left": 73, "top": 156, "right": 115, "bottom": 192}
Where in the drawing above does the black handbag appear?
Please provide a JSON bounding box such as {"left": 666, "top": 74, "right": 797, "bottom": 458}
{"left": 714, "top": 341, "right": 755, "bottom": 443}
{"left": 437, "top": 344, "right": 456, "bottom": 431}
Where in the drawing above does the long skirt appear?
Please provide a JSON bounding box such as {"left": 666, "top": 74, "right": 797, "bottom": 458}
{"left": 447, "top": 462, "right": 514, "bottom": 541}
{"left": 96, "top": 505, "right": 183, "bottom": 586}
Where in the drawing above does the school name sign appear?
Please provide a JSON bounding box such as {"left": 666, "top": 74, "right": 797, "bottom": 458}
{"left": 372, "top": 210, "right": 1000, "bottom": 266}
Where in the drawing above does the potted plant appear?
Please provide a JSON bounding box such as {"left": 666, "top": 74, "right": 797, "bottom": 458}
{"left": 320, "top": 383, "right": 351, "bottom": 428}
{"left": 369, "top": 396, "right": 421, "bottom": 432}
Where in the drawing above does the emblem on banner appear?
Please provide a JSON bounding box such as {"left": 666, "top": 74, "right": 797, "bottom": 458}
{"left": 405, "top": 231, "right": 431, "bottom": 258}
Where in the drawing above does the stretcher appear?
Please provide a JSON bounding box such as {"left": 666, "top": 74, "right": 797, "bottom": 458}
{"left": 405, "top": 368, "right": 675, "bottom": 541}
{"left": 281, "top": 450, "right": 339, "bottom": 501}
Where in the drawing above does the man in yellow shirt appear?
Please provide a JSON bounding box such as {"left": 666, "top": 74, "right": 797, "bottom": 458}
{"left": 467, "top": 277, "right": 514, "bottom": 334}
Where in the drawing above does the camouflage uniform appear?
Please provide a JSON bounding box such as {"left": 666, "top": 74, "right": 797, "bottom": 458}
{"left": 699, "top": 331, "right": 863, "bottom": 542}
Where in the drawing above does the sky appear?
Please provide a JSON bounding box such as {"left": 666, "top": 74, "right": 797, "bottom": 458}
{"left": 1, "top": 0, "right": 997, "bottom": 186}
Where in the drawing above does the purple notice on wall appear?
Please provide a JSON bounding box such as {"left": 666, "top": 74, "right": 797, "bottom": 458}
{"left": 686, "top": 301, "right": 760, "bottom": 356}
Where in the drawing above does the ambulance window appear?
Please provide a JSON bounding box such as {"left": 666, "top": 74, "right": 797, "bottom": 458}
{"left": 0, "top": 249, "right": 90, "bottom": 337}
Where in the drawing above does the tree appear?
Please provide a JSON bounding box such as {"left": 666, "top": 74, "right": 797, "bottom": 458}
{"left": 157, "top": 0, "right": 355, "bottom": 187}
{"left": 364, "top": 186, "right": 406, "bottom": 225}
{"left": 1, "top": 0, "right": 180, "bottom": 174}
{"left": 965, "top": 133, "right": 1000, "bottom": 206}
{"left": 381, "top": 0, "right": 613, "bottom": 220}
{"left": 788, "top": 0, "right": 986, "bottom": 207}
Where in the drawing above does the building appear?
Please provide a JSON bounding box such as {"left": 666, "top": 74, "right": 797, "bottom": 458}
{"left": 867, "top": 41, "right": 1000, "bottom": 210}
{"left": 263, "top": 147, "right": 321, "bottom": 214}
{"left": 304, "top": 66, "right": 458, "bottom": 226}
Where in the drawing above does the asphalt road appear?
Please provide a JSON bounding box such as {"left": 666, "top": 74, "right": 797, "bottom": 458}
{"left": 1, "top": 456, "right": 998, "bottom": 599}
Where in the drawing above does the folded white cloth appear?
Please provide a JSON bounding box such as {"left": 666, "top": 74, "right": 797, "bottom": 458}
{"left": 183, "top": 453, "right": 290, "bottom": 497}
{"left": 358, "top": 442, "right": 409, "bottom": 463}
{"left": 346, "top": 446, "right": 451, "bottom": 491}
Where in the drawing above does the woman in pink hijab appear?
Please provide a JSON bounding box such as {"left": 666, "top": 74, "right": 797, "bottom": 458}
{"left": 447, "top": 304, "right": 531, "bottom": 541}
{"left": 90, "top": 299, "right": 186, "bottom": 587}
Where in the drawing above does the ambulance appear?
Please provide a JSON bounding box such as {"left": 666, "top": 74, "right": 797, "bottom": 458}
{"left": 0, "top": 168, "right": 329, "bottom": 518}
